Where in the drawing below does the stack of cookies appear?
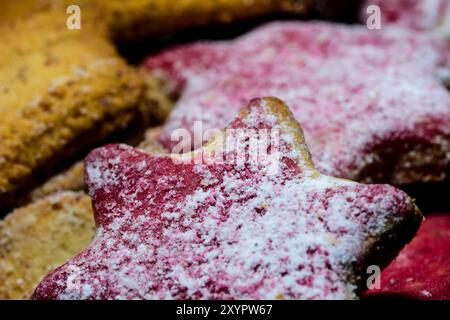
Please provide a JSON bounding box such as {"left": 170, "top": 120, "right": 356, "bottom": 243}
{"left": 0, "top": 0, "right": 449, "bottom": 300}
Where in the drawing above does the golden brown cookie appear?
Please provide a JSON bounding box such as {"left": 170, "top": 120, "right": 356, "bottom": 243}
{"left": 100, "top": 0, "right": 311, "bottom": 41}
{"left": 0, "top": 33, "right": 143, "bottom": 211}
{"left": 29, "top": 162, "right": 86, "bottom": 202}
{"left": 0, "top": 191, "right": 95, "bottom": 299}
{"left": 0, "top": 1, "right": 346, "bottom": 41}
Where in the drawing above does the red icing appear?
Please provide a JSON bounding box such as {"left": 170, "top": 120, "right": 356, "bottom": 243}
{"left": 366, "top": 215, "right": 450, "bottom": 300}
{"left": 32, "top": 99, "right": 419, "bottom": 300}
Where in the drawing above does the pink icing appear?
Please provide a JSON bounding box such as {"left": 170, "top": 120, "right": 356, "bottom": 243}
{"left": 143, "top": 21, "right": 450, "bottom": 181}
{"left": 32, "top": 99, "right": 418, "bottom": 300}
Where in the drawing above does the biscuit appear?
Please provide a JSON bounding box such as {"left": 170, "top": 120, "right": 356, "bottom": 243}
{"left": 0, "top": 1, "right": 356, "bottom": 40}
{"left": 99, "top": 0, "right": 354, "bottom": 41}
{"left": 0, "top": 13, "right": 144, "bottom": 211}
{"left": 33, "top": 98, "right": 422, "bottom": 300}
{"left": 0, "top": 191, "right": 95, "bottom": 299}
{"left": 143, "top": 21, "right": 450, "bottom": 185}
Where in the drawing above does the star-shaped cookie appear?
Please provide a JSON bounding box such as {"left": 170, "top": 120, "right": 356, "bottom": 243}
{"left": 33, "top": 98, "right": 422, "bottom": 300}
{"left": 143, "top": 21, "right": 450, "bottom": 184}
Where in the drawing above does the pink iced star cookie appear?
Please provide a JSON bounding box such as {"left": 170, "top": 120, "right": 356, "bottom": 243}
{"left": 143, "top": 21, "right": 450, "bottom": 184}
{"left": 366, "top": 214, "right": 450, "bottom": 300}
{"left": 33, "top": 98, "right": 422, "bottom": 300}
{"left": 361, "top": 0, "right": 450, "bottom": 34}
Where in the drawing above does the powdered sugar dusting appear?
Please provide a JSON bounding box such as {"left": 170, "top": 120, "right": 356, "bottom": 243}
{"left": 144, "top": 21, "right": 450, "bottom": 182}
{"left": 32, "top": 99, "right": 419, "bottom": 300}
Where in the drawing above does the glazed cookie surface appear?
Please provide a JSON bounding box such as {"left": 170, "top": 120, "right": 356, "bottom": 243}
{"left": 144, "top": 21, "right": 450, "bottom": 184}
{"left": 33, "top": 98, "right": 422, "bottom": 300}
